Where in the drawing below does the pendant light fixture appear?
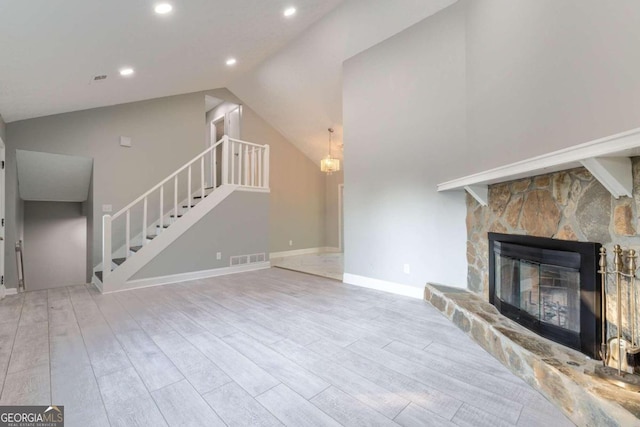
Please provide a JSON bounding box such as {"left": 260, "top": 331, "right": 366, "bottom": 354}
{"left": 320, "top": 128, "right": 340, "bottom": 174}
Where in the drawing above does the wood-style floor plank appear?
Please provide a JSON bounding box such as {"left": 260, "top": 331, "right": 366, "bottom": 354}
{"left": 310, "top": 386, "right": 400, "bottom": 426}
{"left": 256, "top": 383, "right": 342, "bottom": 427}
{"left": 223, "top": 332, "right": 330, "bottom": 399}
{"left": 0, "top": 269, "right": 574, "bottom": 426}
{"left": 203, "top": 381, "right": 283, "bottom": 427}
{"left": 151, "top": 379, "right": 226, "bottom": 426}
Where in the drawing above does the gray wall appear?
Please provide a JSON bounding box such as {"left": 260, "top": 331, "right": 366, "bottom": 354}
{"left": 235, "top": 96, "right": 326, "bottom": 253}
{"left": 324, "top": 170, "right": 343, "bottom": 249}
{"left": 7, "top": 91, "right": 209, "bottom": 283}
{"left": 23, "top": 201, "right": 87, "bottom": 290}
{"left": 6, "top": 88, "right": 326, "bottom": 287}
{"left": 132, "top": 191, "right": 268, "bottom": 279}
{"left": 343, "top": 2, "right": 468, "bottom": 289}
{"left": 463, "top": 0, "right": 640, "bottom": 179}
{"left": 202, "top": 90, "right": 327, "bottom": 253}
{"left": 343, "top": 0, "right": 640, "bottom": 291}
{"left": 0, "top": 114, "right": 5, "bottom": 141}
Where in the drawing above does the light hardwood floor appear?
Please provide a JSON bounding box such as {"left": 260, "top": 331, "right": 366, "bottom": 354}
{"left": 0, "top": 268, "right": 574, "bottom": 426}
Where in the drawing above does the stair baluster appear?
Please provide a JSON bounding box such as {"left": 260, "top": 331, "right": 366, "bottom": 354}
{"left": 174, "top": 176, "right": 178, "bottom": 222}
{"left": 98, "top": 135, "right": 268, "bottom": 285}
{"left": 187, "top": 165, "right": 192, "bottom": 211}
{"left": 201, "top": 157, "right": 205, "bottom": 199}
{"left": 159, "top": 186, "right": 164, "bottom": 233}
{"left": 125, "top": 210, "right": 130, "bottom": 259}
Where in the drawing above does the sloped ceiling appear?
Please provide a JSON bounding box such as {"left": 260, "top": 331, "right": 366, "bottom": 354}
{"left": 16, "top": 150, "right": 93, "bottom": 202}
{"left": 0, "top": 0, "right": 344, "bottom": 123}
{"left": 229, "top": 0, "right": 458, "bottom": 163}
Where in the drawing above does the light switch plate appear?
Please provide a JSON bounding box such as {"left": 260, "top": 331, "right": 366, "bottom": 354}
{"left": 216, "top": 252, "right": 222, "bottom": 260}
{"left": 120, "top": 136, "right": 132, "bottom": 147}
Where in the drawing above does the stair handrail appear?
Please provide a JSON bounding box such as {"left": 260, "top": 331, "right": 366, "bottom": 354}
{"left": 101, "top": 135, "right": 270, "bottom": 281}
{"left": 112, "top": 138, "right": 223, "bottom": 220}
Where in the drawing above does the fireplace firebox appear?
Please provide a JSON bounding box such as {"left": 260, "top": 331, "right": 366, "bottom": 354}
{"left": 488, "top": 233, "right": 602, "bottom": 359}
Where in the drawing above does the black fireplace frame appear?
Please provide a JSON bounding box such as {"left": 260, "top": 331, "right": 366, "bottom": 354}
{"left": 488, "top": 232, "right": 602, "bottom": 359}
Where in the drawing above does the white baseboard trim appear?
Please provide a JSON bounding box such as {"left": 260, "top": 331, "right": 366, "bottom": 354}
{"left": 1, "top": 287, "right": 18, "bottom": 296}
{"left": 270, "top": 247, "right": 341, "bottom": 258}
{"left": 103, "top": 261, "right": 271, "bottom": 294}
{"left": 343, "top": 273, "right": 424, "bottom": 299}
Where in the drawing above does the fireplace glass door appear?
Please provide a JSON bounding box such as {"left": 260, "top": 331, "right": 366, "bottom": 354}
{"left": 489, "top": 233, "right": 600, "bottom": 359}
{"left": 495, "top": 255, "right": 580, "bottom": 333}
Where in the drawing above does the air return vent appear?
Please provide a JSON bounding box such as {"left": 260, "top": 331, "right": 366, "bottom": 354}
{"left": 230, "top": 253, "right": 266, "bottom": 267}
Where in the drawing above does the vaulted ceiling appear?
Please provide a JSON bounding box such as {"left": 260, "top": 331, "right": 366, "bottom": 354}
{"left": 0, "top": 0, "right": 343, "bottom": 122}
{"left": 0, "top": 0, "right": 457, "bottom": 164}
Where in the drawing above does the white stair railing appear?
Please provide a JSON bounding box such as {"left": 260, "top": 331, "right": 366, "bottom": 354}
{"left": 101, "top": 135, "right": 269, "bottom": 280}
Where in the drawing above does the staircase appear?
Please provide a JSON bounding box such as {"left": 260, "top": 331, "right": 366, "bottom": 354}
{"left": 94, "top": 135, "right": 270, "bottom": 292}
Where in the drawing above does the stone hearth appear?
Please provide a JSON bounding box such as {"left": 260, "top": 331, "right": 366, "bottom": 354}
{"left": 424, "top": 283, "right": 640, "bottom": 426}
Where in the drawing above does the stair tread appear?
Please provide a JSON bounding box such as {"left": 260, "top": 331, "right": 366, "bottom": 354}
{"left": 193, "top": 194, "right": 209, "bottom": 199}
{"left": 130, "top": 246, "right": 142, "bottom": 252}
{"left": 156, "top": 224, "right": 170, "bottom": 228}
{"left": 113, "top": 257, "right": 126, "bottom": 266}
{"left": 147, "top": 234, "right": 157, "bottom": 240}
{"left": 170, "top": 214, "right": 183, "bottom": 218}
{"left": 182, "top": 204, "right": 197, "bottom": 208}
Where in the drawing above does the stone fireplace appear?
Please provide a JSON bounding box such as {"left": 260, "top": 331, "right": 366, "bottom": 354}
{"left": 466, "top": 159, "right": 640, "bottom": 345}
{"left": 426, "top": 154, "right": 640, "bottom": 424}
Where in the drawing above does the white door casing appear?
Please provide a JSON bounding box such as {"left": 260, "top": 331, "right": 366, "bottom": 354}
{"left": 338, "top": 183, "right": 344, "bottom": 252}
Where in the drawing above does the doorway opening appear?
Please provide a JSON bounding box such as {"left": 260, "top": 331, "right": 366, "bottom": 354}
{"left": 16, "top": 150, "right": 93, "bottom": 291}
{"left": 204, "top": 96, "right": 242, "bottom": 188}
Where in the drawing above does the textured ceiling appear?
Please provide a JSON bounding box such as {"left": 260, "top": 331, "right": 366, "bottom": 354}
{"left": 0, "top": 0, "right": 343, "bottom": 122}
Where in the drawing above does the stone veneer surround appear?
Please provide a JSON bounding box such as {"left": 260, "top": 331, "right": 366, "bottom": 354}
{"left": 466, "top": 158, "right": 640, "bottom": 341}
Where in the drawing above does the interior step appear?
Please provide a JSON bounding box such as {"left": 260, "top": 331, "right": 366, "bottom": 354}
{"left": 147, "top": 234, "right": 158, "bottom": 240}
{"left": 156, "top": 224, "right": 170, "bottom": 229}
{"left": 170, "top": 214, "right": 183, "bottom": 218}
{"left": 130, "top": 245, "right": 142, "bottom": 253}
{"left": 113, "top": 257, "right": 126, "bottom": 266}
{"left": 95, "top": 271, "right": 103, "bottom": 282}
{"left": 182, "top": 204, "right": 197, "bottom": 208}
{"left": 193, "top": 194, "right": 209, "bottom": 200}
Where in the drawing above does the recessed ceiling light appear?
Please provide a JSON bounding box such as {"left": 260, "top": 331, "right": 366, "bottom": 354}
{"left": 284, "top": 7, "right": 296, "bottom": 17}
{"left": 226, "top": 58, "right": 237, "bottom": 66}
{"left": 119, "top": 68, "right": 134, "bottom": 76}
{"left": 154, "top": 3, "right": 173, "bottom": 14}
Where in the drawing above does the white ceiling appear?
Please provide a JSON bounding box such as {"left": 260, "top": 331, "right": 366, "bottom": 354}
{"left": 16, "top": 150, "right": 93, "bottom": 202}
{"left": 2, "top": 0, "right": 458, "bottom": 165}
{"left": 0, "top": 0, "right": 343, "bottom": 123}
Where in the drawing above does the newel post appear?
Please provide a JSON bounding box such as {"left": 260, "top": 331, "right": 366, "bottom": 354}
{"left": 102, "top": 215, "right": 112, "bottom": 279}
{"left": 222, "top": 135, "right": 229, "bottom": 185}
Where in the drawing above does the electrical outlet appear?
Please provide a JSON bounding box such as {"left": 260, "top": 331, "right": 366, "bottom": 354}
{"left": 216, "top": 252, "right": 222, "bottom": 260}
{"left": 289, "top": 240, "right": 293, "bottom": 247}
{"left": 403, "top": 263, "right": 411, "bottom": 274}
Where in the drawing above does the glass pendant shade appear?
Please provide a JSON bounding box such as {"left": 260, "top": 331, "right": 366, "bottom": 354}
{"left": 320, "top": 156, "right": 340, "bottom": 174}
{"left": 321, "top": 128, "right": 341, "bottom": 174}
